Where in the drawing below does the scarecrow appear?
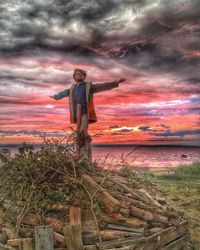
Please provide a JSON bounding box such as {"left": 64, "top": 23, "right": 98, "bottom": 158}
{"left": 50, "top": 68, "right": 126, "bottom": 162}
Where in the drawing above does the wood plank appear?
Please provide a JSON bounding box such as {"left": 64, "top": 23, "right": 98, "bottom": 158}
{"left": 107, "top": 223, "right": 145, "bottom": 234}
{"left": 7, "top": 238, "right": 34, "bottom": 250}
{"left": 82, "top": 230, "right": 142, "bottom": 245}
{"left": 63, "top": 206, "right": 84, "bottom": 250}
{"left": 135, "top": 220, "right": 189, "bottom": 250}
{"left": 64, "top": 225, "right": 84, "bottom": 250}
{"left": 69, "top": 206, "right": 81, "bottom": 226}
{"left": 96, "top": 236, "right": 146, "bottom": 249}
{"left": 162, "top": 235, "right": 189, "bottom": 250}
{"left": 101, "top": 213, "right": 146, "bottom": 228}
{"left": 35, "top": 225, "right": 54, "bottom": 250}
{"left": 19, "top": 238, "right": 35, "bottom": 250}
{"left": 0, "top": 243, "right": 16, "bottom": 250}
{"left": 81, "top": 209, "right": 97, "bottom": 232}
{"left": 83, "top": 246, "right": 98, "bottom": 250}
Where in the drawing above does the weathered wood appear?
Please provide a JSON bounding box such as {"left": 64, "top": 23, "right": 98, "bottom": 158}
{"left": 117, "top": 195, "right": 179, "bottom": 221}
{"left": 35, "top": 225, "right": 54, "bottom": 250}
{"left": 130, "top": 205, "right": 168, "bottom": 224}
{"left": 0, "top": 243, "right": 16, "bottom": 250}
{"left": 19, "top": 238, "right": 35, "bottom": 250}
{"left": 63, "top": 206, "right": 84, "bottom": 250}
{"left": 83, "top": 246, "right": 98, "bottom": 250}
{"left": 0, "top": 231, "right": 8, "bottom": 244}
{"left": 107, "top": 246, "right": 137, "bottom": 250}
{"left": 101, "top": 213, "right": 146, "bottom": 228}
{"left": 81, "top": 209, "right": 97, "bottom": 232}
{"left": 147, "top": 227, "right": 162, "bottom": 236}
{"left": 21, "top": 212, "right": 64, "bottom": 233}
{"left": 107, "top": 224, "right": 145, "bottom": 234}
{"left": 96, "top": 236, "right": 146, "bottom": 249}
{"left": 69, "top": 206, "right": 81, "bottom": 226}
{"left": 162, "top": 235, "right": 189, "bottom": 250}
{"left": 82, "top": 229, "right": 141, "bottom": 244}
{"left": 81, "top": 174, "right": 121, "bottom": 213}
{"left": 47, "top": 203, "right": 69, "bottom": 213}
{"left": 124, "top": 196, "right": 153, "bottom": 211}
{"left": 138, "top": 189, "right": 163, "bottom": 209}
{"left": 120, "top": 208, "right": 130, "bottom": 218}
{"left": 53, "top": 232, "right": 65, "bottom": 244}
{"left": 136, "top": 220, "right": 189, "bottom": 250}
{"left": 7, "top": 238, "right": 34, "bottom": 250}
{"left": 109, "top": 178, "right": 146, "bottom": 203}
{"left": 63, "top": 225, "right": 84, "bottom": 250}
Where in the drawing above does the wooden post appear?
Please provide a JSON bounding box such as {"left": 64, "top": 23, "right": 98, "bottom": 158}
{"left": 19, "top": 238, "right": 35, "bottom": 250}
{"left": 35, "top": 226, "right": 54, "bottom": 250}
{"left": 63, "top": 206, "right": 84, "bottom": 250}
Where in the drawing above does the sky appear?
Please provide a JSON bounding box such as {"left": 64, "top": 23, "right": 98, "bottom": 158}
{"left": 0, "top": 0, "right": 200, "bottom": 146}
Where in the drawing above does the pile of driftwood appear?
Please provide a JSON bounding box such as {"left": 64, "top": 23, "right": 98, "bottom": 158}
{"left": 0, "top": 138, "right": 190, "bottom": 249}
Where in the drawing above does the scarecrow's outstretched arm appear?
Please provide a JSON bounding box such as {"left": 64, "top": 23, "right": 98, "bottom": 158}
{"left": 91, "top": 78, "right": 126, "bottom": 94}
{"left": 50, "top": 88, "right": 70, "bottom": 100}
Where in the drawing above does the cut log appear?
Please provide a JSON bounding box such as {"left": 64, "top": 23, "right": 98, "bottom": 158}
{"left": 138, "top": 189, "right": 163, "bottom": 209}
{"left": 81, "top": 174, "right": 121, "bottom": 213}
{"left": 53, "top": 232, "right": 65, "bottom": 245}
{"left": 109, "top": 178, "right": 146, "bottom": 203}
{"left": 21, "top": 212, "right": 65, "bottom": 234}
{"left": 123, "top": 196, "right": 154, "bottom": 211}
{"left": 35, "top": 226, "right": 54, "bottom": 250}
{"left": 130, "top": 205, "right": 168, "bottom": 224}
{"left": 47, "top": 204, "right": 68, "bottom": 213}
{"left": 120, "top": 208, "right": 130, "bottom": 218}
{"left": 116, "top": 195, "right": 179, "bottom": 221}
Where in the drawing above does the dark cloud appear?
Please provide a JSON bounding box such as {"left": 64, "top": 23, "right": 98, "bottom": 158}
{"left": 109, "top": 125, "right": 120, "bottom": 128}
{"left": 119, "top": 128, "right": 133, "bottom": 132}
{"left": 138, "top": 126, "right": 151, "bottom": 131}
{"left": 158, "top": 124, "right": 170, "bottom": 129}
{"left": 150, "top": 129, "right": 200, "bottom": 137}
{"left": 186, "top": 77, "right": 200, "bottom": 84}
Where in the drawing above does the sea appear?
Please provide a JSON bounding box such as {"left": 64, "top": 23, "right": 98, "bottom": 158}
{"left": 0, "top": 144, "right": 200, "bottom": 169}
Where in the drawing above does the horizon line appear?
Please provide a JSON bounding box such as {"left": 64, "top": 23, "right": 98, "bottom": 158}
{"left": 0, "top": 143, "right": 199, "bottom": 148}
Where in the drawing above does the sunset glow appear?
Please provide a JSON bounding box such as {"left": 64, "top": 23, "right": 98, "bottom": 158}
{"left": 0, "top": 0, "right": 200, "bottom": 146}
